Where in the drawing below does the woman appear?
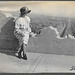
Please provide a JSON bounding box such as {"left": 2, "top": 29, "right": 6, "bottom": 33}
{"left": 14, "top": 6, "right": 31, "bottom": 60}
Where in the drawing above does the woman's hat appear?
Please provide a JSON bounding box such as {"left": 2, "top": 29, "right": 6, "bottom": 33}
{"left": 20, "top": 6, "right": 31, "bottom": 15}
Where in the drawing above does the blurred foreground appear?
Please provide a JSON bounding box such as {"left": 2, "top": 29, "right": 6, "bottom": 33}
{"left": 0, "top": 50, "right": 75, "bottom": 73}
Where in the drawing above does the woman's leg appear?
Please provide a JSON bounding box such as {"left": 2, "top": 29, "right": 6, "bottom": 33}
{"left": 14, "top": 31, "right": 28, "bottom": 59}
{"left": 22, "top": 34, "right": 29, "bottom": 60}
{"left": 16, "top": 45, "right": 22, "bottom": 58}
{"left": 16, "top": 43, "right": 26, "bottom": 59}
{"left": 22, "top": 43, "right": 27, "bottom": 60}
{"left": 14, "top": 31, "right": 22, "bottom": 58}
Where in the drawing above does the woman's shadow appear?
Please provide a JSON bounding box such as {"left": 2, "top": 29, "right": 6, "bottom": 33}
{"left": 0, "top": 13, "right": 19, "bottom": 57}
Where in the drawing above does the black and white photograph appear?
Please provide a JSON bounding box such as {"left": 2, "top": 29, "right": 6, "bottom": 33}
{"left": 0, "top": 1, "right": 75, "bottom": 73}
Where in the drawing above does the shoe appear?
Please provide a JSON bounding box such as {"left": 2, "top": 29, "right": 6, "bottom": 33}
{"left": 17, "top": 52, "right": 22, "bottom": 59}
{"left": 15, "top": 52, "right": 22, "bottom": 59}
{"left": 22, "top": 54, "right": 27, "bottom": 60}
{"left": 16, "top": 45, "right": 23, "bottom": 59}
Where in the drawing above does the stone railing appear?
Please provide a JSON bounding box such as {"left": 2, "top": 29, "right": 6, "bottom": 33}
{"left": 0, "top": 13, "right": 19, "bottom": 51}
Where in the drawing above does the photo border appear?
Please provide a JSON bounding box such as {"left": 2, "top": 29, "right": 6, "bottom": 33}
{"left": 0, "top": 0, "right": 75, "bottom": 75}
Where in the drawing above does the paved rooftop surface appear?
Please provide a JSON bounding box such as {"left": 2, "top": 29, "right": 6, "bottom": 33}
{"left": 0, "top": 50, "right": 75, "bottom": 73}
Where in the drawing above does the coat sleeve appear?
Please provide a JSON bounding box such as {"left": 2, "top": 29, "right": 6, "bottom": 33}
{"left": 14, "top": 19, "right": 22, "bottom": 33}
{"left": 26, "top": 16, "right": 31, "bottom": 33}
{"left": 27, "top": 25, "right": 31, "bottom": 33}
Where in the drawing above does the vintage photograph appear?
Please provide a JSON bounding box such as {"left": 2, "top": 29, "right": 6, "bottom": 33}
{"left": 0, "top": 1, "right": 75, "bottom": 73}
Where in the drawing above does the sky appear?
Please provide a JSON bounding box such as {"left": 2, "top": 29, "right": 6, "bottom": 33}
{"left": 0, "top": 1, "right": 75, "bottom": 18}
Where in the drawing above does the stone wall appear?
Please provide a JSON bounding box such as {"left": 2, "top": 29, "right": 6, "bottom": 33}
{"left": 0, "top": 13, "right": 19, "bottom": 51}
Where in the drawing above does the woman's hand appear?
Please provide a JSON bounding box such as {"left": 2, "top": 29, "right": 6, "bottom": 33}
{"left": 30, "top": 32, "right": 37, "bottom": 37}
{"left": 19, "top": 31, "right": 25, "bottom": 37}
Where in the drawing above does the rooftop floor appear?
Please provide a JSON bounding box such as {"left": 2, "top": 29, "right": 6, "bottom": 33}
{"left": 0, "top": 50, "right": 75, "bottom": 73}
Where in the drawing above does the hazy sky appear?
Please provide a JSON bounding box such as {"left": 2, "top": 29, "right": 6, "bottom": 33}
{"left": 0, "top": 1, "right": 75, "bottom": 18}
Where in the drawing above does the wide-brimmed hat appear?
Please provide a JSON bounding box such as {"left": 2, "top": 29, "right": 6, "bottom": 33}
{"left": 20, "top": 6, "right": 31, "bottom": 15}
